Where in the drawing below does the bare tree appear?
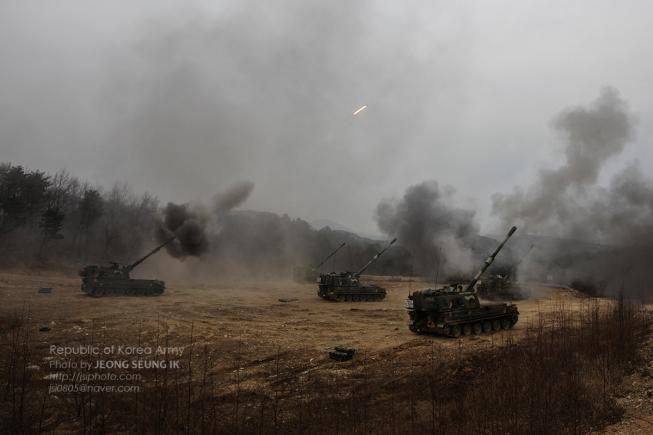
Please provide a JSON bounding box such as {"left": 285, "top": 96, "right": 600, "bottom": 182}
{"left": 77, "top": 187, "right": 104, "bottom": 260}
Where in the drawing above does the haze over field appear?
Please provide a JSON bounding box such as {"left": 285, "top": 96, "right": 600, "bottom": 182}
{"left": 3, "top": 5, "right": 653, "bottom": 433}
{"left": 2, "top": 1, "right": 653, "bottom": 236}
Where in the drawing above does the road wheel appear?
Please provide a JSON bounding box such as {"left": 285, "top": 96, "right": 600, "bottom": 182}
{"left": 501, "top": 318, "right": 511, "bottom": 330}
{"left": 482, "top": 321, "right": 493, "bottom": 333}
{"left": 450, "top": 325, "right": 462, "bottom": 338}
{"left": 492, "top": 319, "right": 501, "bottom": 331}
{"left": 472, "top": 323, "right": 482, "bottom": 335}
{"left": 345, "top": 295, "right": 351, "bottom": 302}
{"left": 463, "top": 324, "right": 472, "bottom": 336}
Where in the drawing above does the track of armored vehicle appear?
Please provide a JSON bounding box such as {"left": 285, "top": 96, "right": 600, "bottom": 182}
{"left": 406, "top": 226, "right": 520, "bottom": 337}
{"left": 79, "top": 237, "right": 175, "bottom": 297}
{"left": 317, "top": 238, "right": 396, "bottom": 302}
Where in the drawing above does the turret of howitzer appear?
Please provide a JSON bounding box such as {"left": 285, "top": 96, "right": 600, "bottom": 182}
{"left": 312, "top": 242, "right": 346, "bottom": 271}
{"left": 477, "top": 241, "right": 533, "bottom": 301}
{"left": 356, "top": 238, "right": 397, "bottom": 276}
{"left": 463, "top": 226, "right": 516, "bottom": 293}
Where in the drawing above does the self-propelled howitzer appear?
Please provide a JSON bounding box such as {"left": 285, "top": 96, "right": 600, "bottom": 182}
{"left": 406, "top": 227, "right": 519, "bottom": 336}
{"left": 477, "top": 243, "right": 534, "bottom": 300}
{"left": 79, "top": 237, "right": 176, "bottom": 297}
{"left": 317, "top": 238, "right": 397, "bottom": 302}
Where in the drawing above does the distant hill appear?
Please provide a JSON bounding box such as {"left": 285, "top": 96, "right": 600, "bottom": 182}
{"left": 487, "top": 232, "right": 611, "bottom": 271}
{"left": 224, "top": 210, "right": 613, "bottom": 281}
{"left": 483, "top": 232, "right": 618, "bottom": 288}
{"left": 505, "top": 233, "right": 609, "bottom": 257}
{"left": 310, "top": 219, "right": 385, "bottom": 241}
{"left": 214, "top": 210, "right": 412, "bottom": 277}
{"left": 220, "top": 210, "right": 521, "bottom": 278}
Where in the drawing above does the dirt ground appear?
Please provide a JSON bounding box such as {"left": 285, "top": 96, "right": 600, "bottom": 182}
{"left": 0, "top": 271, "right": 589, "bottom": 359}
{"left": 0, "top": 270, "right": 598, "bottom": 384}
{"left": 1, "top": 270, "right": 651, "bottom": 432}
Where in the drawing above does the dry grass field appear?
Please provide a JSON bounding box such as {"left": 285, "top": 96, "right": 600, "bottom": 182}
{"left": 1, "top": 271, "right": 651, "bottom": 434}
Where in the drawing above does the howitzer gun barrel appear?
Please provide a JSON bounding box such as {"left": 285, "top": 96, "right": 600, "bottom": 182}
{"left": 312, "top": 242, "right": 346, "bottom": 271}
{"left": 356, "top": 238, "right": 397, "bottom": 276}
{"left": 127, "top": 236, "right": 177, "bottom": 272}
{"left": 464, "top": 226, "right": 517, "bottom": 293}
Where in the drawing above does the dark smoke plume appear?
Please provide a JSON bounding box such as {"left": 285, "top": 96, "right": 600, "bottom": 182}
{"left": 157, "top": 181, "right": 254, "bottom": 258}
{"left": 493, "top": 86, "right": 633, "bottom": 234}
{"left": 214, "top": 181, "right": 254, "bottom": 213}
{"left": 157, "top": 203, "right": 209, "bottom": 258}
{"left": 492, "top": 87, "right": 653, "bottom": 296}
{"left": 376, "top": 181, "right": 480, "bottom": 277}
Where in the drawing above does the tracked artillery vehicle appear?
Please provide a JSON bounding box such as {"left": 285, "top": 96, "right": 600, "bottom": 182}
{"left": 406, "top": 227, "right": 519, "bottom": 337}
{"left": 476, "top": 273, "right": 530, "bottom": 301}
{"left": 477, "top": 244, "right": 533, "bottom": 301}
{"left": 293, "top": 242, "right": 346, "bottom": 283}
{"left": 79, "top": 237, "right": 176, "bottom": 297}
{"left": 318, "top": 238, "right": 396, "bottom": 301}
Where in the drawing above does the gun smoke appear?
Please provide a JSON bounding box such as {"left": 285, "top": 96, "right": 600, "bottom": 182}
{"left": 493, "top": 87, "right": 653, "bottom": 295}
{"left": 492, "top": 87, "right": 634, "bottom": 234}
{"left": 157, "top": 181, "right": 254, "bottom": 258}
{"left": 214, "top": 181, "right": 254, "bottom": 213}
{"left": 375, "top": 181, "right": 480, "bottom": 278}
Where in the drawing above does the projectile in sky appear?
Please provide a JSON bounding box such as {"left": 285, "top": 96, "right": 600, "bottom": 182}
{"left": 353, "top": 105, "right": 367, "bottom": 116}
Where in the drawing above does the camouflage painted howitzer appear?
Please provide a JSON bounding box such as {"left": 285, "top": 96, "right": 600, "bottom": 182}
{"left": 406, "top": 227, "right": 519, "bottom": 336}
{"left": 79, "top": 237, "right": 176, "bottom": 297}
{"left": 477, "top": 244, "right": 534, "bottom": 301}
{"left": 317, "top": 238, "right": 397, "bottom": 302}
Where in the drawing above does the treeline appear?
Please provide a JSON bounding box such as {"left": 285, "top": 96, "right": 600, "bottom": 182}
{"left": 0, "top": 162, "right": 416, "bottom": 276}
{"left": 0, "top": 162, "right": 159, "bottom": 268}
{"left": 209, "top": 211, "right": 414, "bottom": 278}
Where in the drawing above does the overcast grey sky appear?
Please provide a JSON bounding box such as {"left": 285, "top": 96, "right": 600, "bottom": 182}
{"left": 1, "top": 1, "right": 651, "bottom": 235}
